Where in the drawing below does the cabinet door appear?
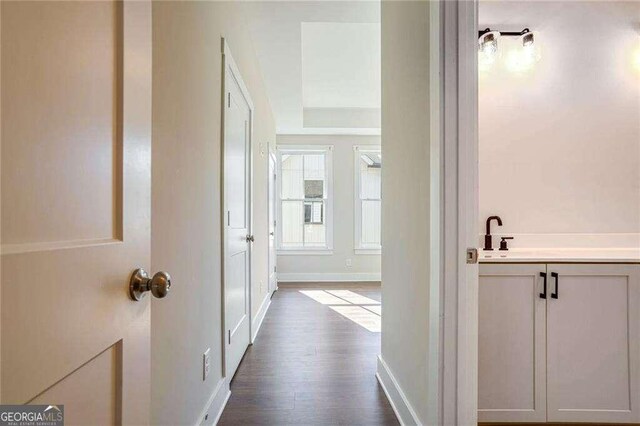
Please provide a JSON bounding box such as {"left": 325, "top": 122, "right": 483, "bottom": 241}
{"left": 478, "top": 264, "right": 547, "bottom": 423}
{"left": 547, "top": 264, "right": 640, "bottom": 423}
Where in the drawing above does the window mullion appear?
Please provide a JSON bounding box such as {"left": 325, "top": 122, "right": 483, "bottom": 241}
{"left": 301, "top": 155, "right": 306, "bottom": 247}
{"left": 325, "top": 155, "right": 328, "bottom": 246}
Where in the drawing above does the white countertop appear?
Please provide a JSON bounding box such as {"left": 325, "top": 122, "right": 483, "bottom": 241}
{"left": 480, "top": 248, "right": 640, "bottom": 263}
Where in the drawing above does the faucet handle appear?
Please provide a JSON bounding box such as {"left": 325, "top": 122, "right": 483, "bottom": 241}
{"left": 499, "top": 237, "right": 514, "bottom": 251}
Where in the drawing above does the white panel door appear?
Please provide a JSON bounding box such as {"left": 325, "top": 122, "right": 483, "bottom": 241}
{"left": 223, "top": 43, "right": 252, "bottom": 379}
{"left": 1, "top": 1, "right": 151, "bottom": 424}
{"left": 547, "top": 264, "right": 640, "bottom": 423}
{"left": 478, "top": 264, "right": 547, "bottom": 423}
{"left": 268, "top": 153, "right": 277, "bottom": 293}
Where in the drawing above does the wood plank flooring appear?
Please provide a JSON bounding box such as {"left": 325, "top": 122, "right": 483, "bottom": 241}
{"left": 218, "top": 283, "right": 399, "bottom": 425}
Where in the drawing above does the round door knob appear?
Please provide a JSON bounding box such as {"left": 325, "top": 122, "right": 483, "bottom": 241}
{"left": 129, "top": 268, "right": 172, "bottom": 301}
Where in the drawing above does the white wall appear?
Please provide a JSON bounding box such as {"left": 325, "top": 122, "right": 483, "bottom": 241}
{"left": 276, "top": 134, "right": 381, "bottom": 282}
{"left": 378, "top": 1, "right": 433, "bottom": 424}
{"left": 152, "top": 2, "right": 276, "bottom": 424}
{"left": 480, "top": 1, "right": 640, "bottom": 248}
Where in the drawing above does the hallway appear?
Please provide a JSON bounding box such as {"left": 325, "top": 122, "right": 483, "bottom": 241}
{"left": 218, "top": 284, "right": 398, "bottom": 425}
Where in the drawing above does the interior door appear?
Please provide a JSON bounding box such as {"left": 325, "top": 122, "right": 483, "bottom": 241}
{"left": 223, "top": 42, "right": 252, "bottom": 379}
{"left": 268, "top": 153, "right": 277, "bottom": 293}
{"left": 478, "top": 264, "right": 547, "bottom": 423}
{"left": 1, "top": 1, "right": 151, "bottom": 424}
{"left": 546, "top": 264, "right": 640, "bottom": 423}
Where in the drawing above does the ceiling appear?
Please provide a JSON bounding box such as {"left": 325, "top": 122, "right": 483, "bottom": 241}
{"left": 242, "top": 1, "right": 381, "bottom": 135}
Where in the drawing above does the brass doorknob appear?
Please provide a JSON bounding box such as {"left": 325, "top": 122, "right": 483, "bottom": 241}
{"left": 129, "top": 269, "right": 171, "bottom": 301}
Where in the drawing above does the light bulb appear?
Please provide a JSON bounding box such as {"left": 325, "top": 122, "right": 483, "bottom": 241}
{"left": 505, "top": 31, "right": 541, "bottom": 73}
{"left": 633, "top": 47, "right": 640, "bottom": 72}
{"left": 478, "top": 31, "right": 501, "bottom": 71}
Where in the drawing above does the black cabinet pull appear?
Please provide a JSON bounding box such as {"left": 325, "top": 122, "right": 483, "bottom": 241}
{"left": 539, "top": 272, "right": 547, "bottom": 299}
{"left": 551, "top": 272, "right": 559, "bottom": 299}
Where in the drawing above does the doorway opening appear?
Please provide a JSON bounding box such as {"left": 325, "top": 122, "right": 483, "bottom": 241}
{"left": 476, "top": 1, "right": 640, "bottom": 424}
{"left": 220, "top": 1, "right": 388, "bottom": 424}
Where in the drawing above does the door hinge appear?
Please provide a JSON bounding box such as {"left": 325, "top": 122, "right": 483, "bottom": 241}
{"left": 227, "top": 93, "right": 231, "bottom": 108}
{"left": 228, "top": 330, "right": 231, "bottom": 345}
{"left": 466, "top": 248, "right": 478, "bottom": 264}
{"left": 274, "top": 266, "right": 277, "bottom": 273}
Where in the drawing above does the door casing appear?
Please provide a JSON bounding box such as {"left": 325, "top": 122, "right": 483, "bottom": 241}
{"left": 221, "top": 38, "right": 254, "bottom": 380}
{"left": 430, "top": 1, "right": 479, "bottom": 424}
{"left": 268, "top": 149, "right": 277, "bottom": 294}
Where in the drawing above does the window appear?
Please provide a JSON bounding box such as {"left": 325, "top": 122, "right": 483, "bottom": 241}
{"left": 277, "top": 146, "right": 333, "bottom": 253}
{"left": 354, "top": 147, "right": 381, "bottom": 253}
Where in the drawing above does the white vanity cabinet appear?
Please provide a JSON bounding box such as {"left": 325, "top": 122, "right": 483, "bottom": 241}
{"left": 479, "top": 263, "right": 640, "bottom": 424}
{"left": 478, "top": 264, "right": 547, "bottom": 423}
{"left": 546, "top": 264, "right": 640, "bottom": 423}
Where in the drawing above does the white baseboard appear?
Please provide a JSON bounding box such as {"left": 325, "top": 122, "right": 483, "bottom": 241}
{"left": 376, "top": 355, "right": 421, "bottom": 426}
{"left": 197, "top": 377, "right": 231, "bottom": 426}
{"left": 251, "top": 291, "right": 272, "bottom": 343}
{"left": 277, "top": 272, "right": 381, "bottom": 282}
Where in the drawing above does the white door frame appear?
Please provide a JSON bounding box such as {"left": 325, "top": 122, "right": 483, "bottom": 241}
{"left": 431, "top": 1, "right": 479, "bottom": 424}
{"left": 221, "top": 38, "right": 254, "bottom": 378}
{"left": 267, "top": 146, "right": 277, "bottom": 293}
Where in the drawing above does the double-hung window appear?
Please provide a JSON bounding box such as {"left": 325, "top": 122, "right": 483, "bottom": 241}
{"left": 277, "top": 146, "right": 333, "bottom": 253}
{"left": 354, "top": 146, "right": 381, "bottom": 253}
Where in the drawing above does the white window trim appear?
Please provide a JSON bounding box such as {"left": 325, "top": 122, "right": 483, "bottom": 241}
{"left": 354, "top": 145, "right": 382, "bottom": 254}
{"left": 354, "top": 248, "right": 381, "bottom": 255}
{"left": 277, "top": 249, "right": 334, "bottom": 256}
{"left": 276, "top": 145, "right": 334, "bottom": 254}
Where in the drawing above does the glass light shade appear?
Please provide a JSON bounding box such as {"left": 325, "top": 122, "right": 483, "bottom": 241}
{"left": 478, "top": 31, "right": 501, "bottom": 71}
{"left": 633, "top": 47, "right": 640, "bottom": 72}
{"left": 505, "top": 31, "right": 541, "bottom": 73}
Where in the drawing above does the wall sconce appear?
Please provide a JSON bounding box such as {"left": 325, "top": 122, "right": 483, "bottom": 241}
{"left": 478, "top": 28, "right": 541, "bottom": 72}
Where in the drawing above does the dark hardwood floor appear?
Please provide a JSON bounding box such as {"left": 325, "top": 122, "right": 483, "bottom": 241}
{"left": 218, "top": 283, "right": 399, "bottom": 426}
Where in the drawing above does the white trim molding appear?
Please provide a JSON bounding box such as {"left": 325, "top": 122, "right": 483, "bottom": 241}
{"left": 277, "top": 272, "right": 381, "bottom": 283}
{"left": 277, "top": 249, "right": 333, "bottom": 256}
{"left": 354, "top": 248, "right": 381, "bottom": 255}
{"left": 197, "top": 377, "right": 230, "bottom": 426}
{"left": 438, "top": 1, "right": 479, "bottom": 425}
{"left": 427, "top": 2, "right": 443, "bottom": 425}
{"left": 376, "top": 356, "right": 422, "bottom": 426}
{"left": 222, "top": 40, "right": 254, "bottom": 110}
{"left": 251, "top": 292, "right": 272, "bottom": 343}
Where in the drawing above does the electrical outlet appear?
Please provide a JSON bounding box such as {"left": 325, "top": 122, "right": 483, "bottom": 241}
{"left": 203, "top": 348, "right": 210, "bottom": 381}
{"left": 345, "top": 258, "right": 352, "bottom": 267}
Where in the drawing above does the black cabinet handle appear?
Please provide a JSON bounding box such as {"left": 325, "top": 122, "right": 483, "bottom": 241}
{"left": 551, "top": 272, "right": 559, "bottom": 299}
{"left": 539, "top": 272, "right": 547, "bottom": 299}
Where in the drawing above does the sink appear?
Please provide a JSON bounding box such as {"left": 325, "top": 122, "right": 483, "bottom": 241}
{"left": 480, "top": 248, "right": 640, "bottom": 263}
{"left": 480, "top": 249, "right": 555, "bottom": 259}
